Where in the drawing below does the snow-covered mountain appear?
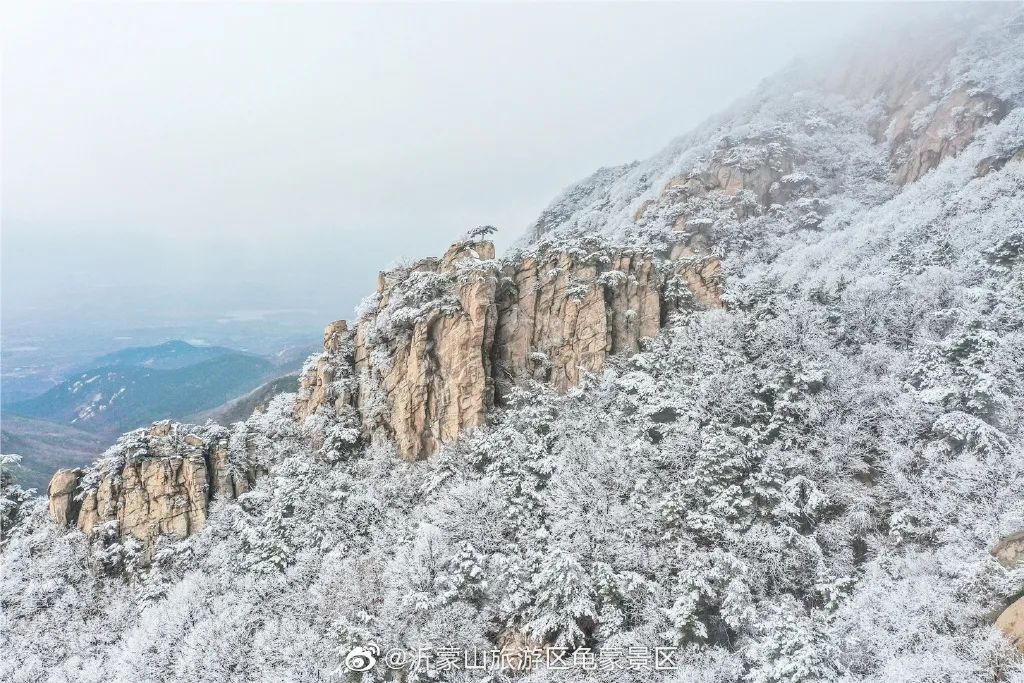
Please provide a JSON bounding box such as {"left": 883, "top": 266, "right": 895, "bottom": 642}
{"left": 2, "top": 6, "right": 1024, "bottom": 682}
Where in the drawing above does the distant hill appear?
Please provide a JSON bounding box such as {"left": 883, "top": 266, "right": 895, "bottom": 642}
{"left": 87, "top": 340, "right": 237, "bottom": 371}
{"left": 0, "top": 416, "right": 108, "bottom": 492}
{"left": 7, "top": 342, "right": 278, "bottom": 437}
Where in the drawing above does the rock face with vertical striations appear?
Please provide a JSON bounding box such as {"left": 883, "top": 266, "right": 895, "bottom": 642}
{"left": 294, "top": 319, "right": 355, "bottom": 423}
{"left": 46, "top": 468, "right": 83, "bottom": 527}
{"left": 47, "top": 421, "right": 254, "bottom": 562}
{"left": 352, "top": 240, "right": 500, "bottom": 459}
{"left": 492, "top": 242, "right": 721, "bottom": 399}
{"left": 295, "top": 237, "right": 722, "bottom": 459}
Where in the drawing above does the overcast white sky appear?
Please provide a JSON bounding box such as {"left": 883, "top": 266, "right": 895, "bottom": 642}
{"left": 2, "top": 2, "right": 923, "bottom": 332}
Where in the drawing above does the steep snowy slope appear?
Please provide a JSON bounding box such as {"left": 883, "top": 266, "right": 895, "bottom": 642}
{"left": 524, "top": 5, "right": 1021, "bottom": 252}
{"left": 2, "top": 6, "right": 1024, "bottom": 683}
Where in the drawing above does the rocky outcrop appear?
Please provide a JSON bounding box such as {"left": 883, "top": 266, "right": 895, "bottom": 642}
{"left": 634, "top": 134, "right": 813, "bottom": 237}
{"left": 694, "top": 138, "right": 797, "bottom": 208}
{"left": 997, "top": 597, "right": 1024, "bottom": 653}
{"left": 888, "top": 89, "right": 1006, "bottom": 185}
{"left": 353, "top": 240, "right": 499, "bottom": 458}
{"left": 993, "top": 532, "right": 1024, "bottom": 653}
{"left": 993, "top": 531, "right": 1024, "bottom": 569}
{"left": 49, "top": 421, "right": 253, "bottom": 561}
{"left": 296, "top": 238, "right": 722, "bottom": 459}
{"left": 294, "top": 319, "right": 355, "bottom": 422}
{"left": 47, "top": 468, "right": 82, "bottom": 527}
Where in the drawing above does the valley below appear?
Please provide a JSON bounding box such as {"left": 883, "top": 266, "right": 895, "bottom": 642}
{"left": 1, "top": 338, "right": 313, "bottom": 491}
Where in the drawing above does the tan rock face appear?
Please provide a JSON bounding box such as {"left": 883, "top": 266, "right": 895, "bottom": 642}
{"left": 992, "top": 532, "right": 1024, "bottom": 653}
{"left": 47, "top": 468, "right": 82, "bottom": 527}
{"left": 993, "top": 531, "right": 1024, "bottom": 568}
{"left": 295, "top": 320, "right": 354, "bottom": 422}
{"left": 493, "top": 246, "right": 721, "bottom": 399}
{"left": 78, "top": 453, "right": 209, "bottom": 541}
{"left": 889, "top": 89, "right": 1006, "bottom": 185}
{"left": 997, "top": 597, "right": 1024, "bottom": 653}
{"left": 352, "top": 240, "right": 499, "bottom": 459}
{"left": 48, "top": 421, "right": 253, "bottom": 562}
{"left": 297, "top": 238, "right": 722, "bottom": 459}
{"left": 708, "top": 141, "right": 797, "bottom": 207}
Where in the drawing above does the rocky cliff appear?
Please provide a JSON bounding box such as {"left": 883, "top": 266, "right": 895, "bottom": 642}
{"left": 296, "top": 237, "right": 722, "bottom": 459}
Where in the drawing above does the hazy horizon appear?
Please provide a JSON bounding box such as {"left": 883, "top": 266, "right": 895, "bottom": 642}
{"left": 3, "top": 2, "right": 954, "bottom": 338}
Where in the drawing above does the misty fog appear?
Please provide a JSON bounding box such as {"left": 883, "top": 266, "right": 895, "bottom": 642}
{"left": 1, "top": 2, "right": 941, "bottom": 339}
